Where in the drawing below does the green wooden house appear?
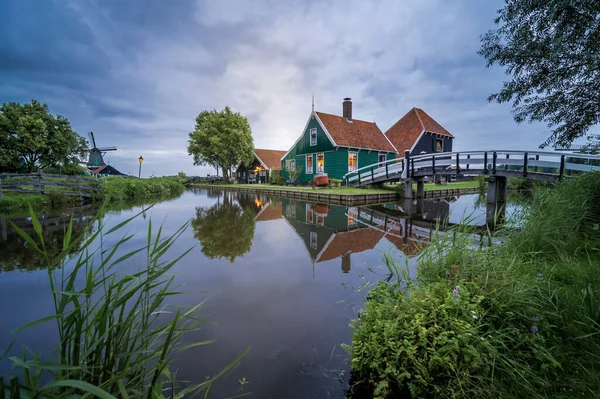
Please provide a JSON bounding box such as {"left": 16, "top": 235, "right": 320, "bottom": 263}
{"left": 236, "top": 148, "right": 287, "bottom": 184}
{"left": 281, "top": 98, "right": 398, "bottom": 183}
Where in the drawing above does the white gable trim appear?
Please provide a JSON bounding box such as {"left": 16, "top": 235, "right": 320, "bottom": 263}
{"left": 253, "top": 152, "right": 269, "bottom": 170}
{"left": 281, "top": 111, "right": 317, "bottom": 161}
{"left": 407, "top": 130, "right": 426, "bottom": 154}
{"left": 313, "top": 112, "right": 338, "bottom": 147}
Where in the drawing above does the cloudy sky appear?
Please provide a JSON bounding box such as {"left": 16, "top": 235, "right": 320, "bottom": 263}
{"left": 0, "top": 0, "right": 573, "bottom": 176}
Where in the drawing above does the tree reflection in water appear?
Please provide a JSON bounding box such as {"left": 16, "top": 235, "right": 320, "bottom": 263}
{"left": 191, "top": 191, "right": 259, "bottom": 262}
{"left": 0, "top": 208, "right": 98, "bottom": 272}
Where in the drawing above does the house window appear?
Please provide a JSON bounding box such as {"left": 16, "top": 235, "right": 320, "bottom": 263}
{"left": 306, "top": 154, "right": 313, "bottom": 174}
{"left": 306, "top": 204, "right": 314, "bottom": 224}
{"left": 316, "top": 215, "right": 324, "bottom": 226}
{"left": 435, "top": 138, "right": 443, "bottom": 152}
{"left": 289, "top": 159, "right": 296, "bottom": 170}
{"left": 310, "top": 231, "right": 318, "bottom": 249}
{"left": 348, "top": 207, "right": 358, "bottom": 227}
{"left": 310, "top": 128, "right": 317, "bottom": 146}
{"left": 348, "top": 152, "right": 358, "bottom": 172}
{"left": 286, "top": 204, "right": 296, "bottom": 218}
{"left": 378, "top": 153, "right": 386, "bottom": 168}
{"left": 316, "top": 153, "right": 324, "bottom": 173}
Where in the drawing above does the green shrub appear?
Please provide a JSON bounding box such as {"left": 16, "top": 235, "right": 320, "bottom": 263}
{"left": 346, "top": 173, "right": 600, "bottom": 398}
{"left": 102, "top": 176, "right": 185, "bottom": 203}
{"left": 269, "top": 168, "right": 286, "bottom": 185}
{"left": 329, "top": 178, "right": 342, "bottom": 187}
{"left": 477, "top": 174, "right": 486, "bottom": 192}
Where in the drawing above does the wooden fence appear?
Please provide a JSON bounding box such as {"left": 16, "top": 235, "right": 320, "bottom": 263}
{"left": 0, "top": 173, "right": 103, "bottom": 200}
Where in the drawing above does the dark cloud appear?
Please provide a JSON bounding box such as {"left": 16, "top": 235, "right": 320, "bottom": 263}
{"left": 2, "top": 0, "right": 582, "bottom": 177}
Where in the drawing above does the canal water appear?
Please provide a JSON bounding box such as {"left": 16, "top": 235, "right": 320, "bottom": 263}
{"left": 0, "top": 189, "right": 521, "bottom": 398}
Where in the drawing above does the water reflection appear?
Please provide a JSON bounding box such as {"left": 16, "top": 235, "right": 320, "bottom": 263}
{"left": 191, "top": 191, "right": 260, "bottom": 262}
{"left": 0, "top": 206, "right": 98, "bottom": 272}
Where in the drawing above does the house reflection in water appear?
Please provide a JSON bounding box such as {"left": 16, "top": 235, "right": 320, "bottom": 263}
{"left": 279, "top": 198, "right": 431, "bottom": 274}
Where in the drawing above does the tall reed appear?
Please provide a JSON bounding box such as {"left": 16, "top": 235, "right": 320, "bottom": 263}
{"left": 1, "top": 206, "right": 248, "bottom": 398}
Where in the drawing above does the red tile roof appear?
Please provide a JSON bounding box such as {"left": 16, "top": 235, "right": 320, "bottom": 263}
{"left": 315, "top": 112, "right": 396, "bottom": 153}
{"left": 385, "top": 108, "right": 453, "bottom": 155}
{"left": 255, "top": 202, "right": 283, "bottom": 222}
{"left": 317, "top": 227, "right": 385, "bottom": 262}
{"left": 255, "top": 149, "right": 287, "bottom": 170}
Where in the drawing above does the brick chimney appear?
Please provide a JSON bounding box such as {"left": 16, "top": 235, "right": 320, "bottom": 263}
{"left": 343, "top": 97, "right": 352, "bottom": 121}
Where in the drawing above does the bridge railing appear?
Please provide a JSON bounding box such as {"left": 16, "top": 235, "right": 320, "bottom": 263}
{"left": 345, "top": 150, "right": 600, "bottom": 186}
{"left": 344, "top": 157, "right": 406, "bottom": 185}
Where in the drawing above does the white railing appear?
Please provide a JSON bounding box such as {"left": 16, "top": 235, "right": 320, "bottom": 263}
{"left": 344, "top": 150, "right": 600, "bottom": 186}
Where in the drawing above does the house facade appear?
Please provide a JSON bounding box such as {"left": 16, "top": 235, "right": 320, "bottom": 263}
{"left": 236, "top": 148, "right": 287, "bottom": 184}
{"left": 385, "top": 107, "right": 454, "bottom": 157}
{"left": 281, "top": 98, "right": 398, "bottom": 183}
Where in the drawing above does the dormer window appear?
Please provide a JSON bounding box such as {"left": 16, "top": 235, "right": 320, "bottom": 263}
{"left": 434, "top": 138, "right": 443, "bottom": 152}
{"left": 310, "top": 128, "right": 317, "bottom": 146}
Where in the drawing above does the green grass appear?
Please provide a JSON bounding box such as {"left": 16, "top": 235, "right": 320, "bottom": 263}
{"left": 346, "top": 173, "right": 600, "bottom": 398}
{"left": 1, "top": 207, "right": 249, "bottom": 397}
{"left": 419, "top": 180, "right": 480, "bottom": 191}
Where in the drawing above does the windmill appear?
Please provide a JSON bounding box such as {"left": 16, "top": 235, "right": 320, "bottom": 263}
{"left": 81, "top": 132, "right": 125, "bottom": 176}
{"left": 86, "top": 132, "right": 117, "bottom": 168}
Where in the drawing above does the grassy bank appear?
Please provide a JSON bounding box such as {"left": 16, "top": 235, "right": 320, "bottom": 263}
{"left": 0, "top": 192, "right": 84, "bottom": 214}
{"left": 345, "top": 173, "right": 600, "bottom": 398}
{"left": 102, "top": 176, "right": 185, "bottom": 203}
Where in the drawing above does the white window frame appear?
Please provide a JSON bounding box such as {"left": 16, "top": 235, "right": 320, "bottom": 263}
{"left": 348, "top": 207, "right": 358, "bottom": 227}
{"left": 306, "top": 204, "right": 314, "bottom": 224}
{"left": 289, "top": 159, "right": 296, "bottom": 170}
{"left": 316, "top": 153, "right": 324, "bottom": 173}
{"left": 378, "top": 153, "right": 387, "bottom": 168}
{"left": 306, "top": 154, "right": 313, "bottom": 174}
{"left": 348, "top": 151, "right": 358, "bottom": 173}
{"left": 310, "top": 231, "right": 318, "bottom": 249}
{"left": 309, "top": 128, "right": 317, "bottom": 146}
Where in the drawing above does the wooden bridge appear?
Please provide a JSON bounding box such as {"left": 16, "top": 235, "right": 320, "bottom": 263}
{"left": 344, "top": 150, "right": 600, "bottom": 187}
{"left": 0, "top": 173, "right": 103, "bottom": 200}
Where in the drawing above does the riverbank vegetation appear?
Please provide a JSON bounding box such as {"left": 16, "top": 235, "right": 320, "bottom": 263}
{"left": 1, "top": 208, "right": 248, "bottom": 397}
{"left": 0, "top": 176, "right": 185, "bottom": 214}
{"left": 345, "top": 173, "right": 600, "bottom": 398}
{"left": 101, "top": 176, "right": 185, "bottom": 203}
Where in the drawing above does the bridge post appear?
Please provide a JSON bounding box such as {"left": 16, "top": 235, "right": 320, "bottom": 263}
{"left": 404, "top": 179, "right": 414, "bottom": 199}
{"left": 523, "top": 152, "right": 528, "bottom": 177}
{"left": 416, "top": 178, "right": 425, "bottom": 199}
{"left": 486, "top": 175, "right": 507, "bottom": 228}
{"left": 416, "top": 197, "right": 424, "bottom": 215}
{"left": 404, "top": 150, "right": 411, "bottom": 178}
{"left": 483, "top": 152, "right": 488, "bottom": 174}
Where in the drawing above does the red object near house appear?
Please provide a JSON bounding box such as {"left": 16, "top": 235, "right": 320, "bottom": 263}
{"left": 314, "top": 175, "right": 329, "bottom": 186}
{"left": 314, "top": 203, "right": 329, "bottom": 215}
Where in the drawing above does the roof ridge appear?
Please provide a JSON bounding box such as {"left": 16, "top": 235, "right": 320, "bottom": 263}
{"left": 315, "top": 110, "right": 376, "bottom": 125}
{"left": 413, "top": 108, "right": 425, "bottom": 130}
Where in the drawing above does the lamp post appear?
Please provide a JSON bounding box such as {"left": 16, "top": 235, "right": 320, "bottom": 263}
{"left": 138, "top": 155, "right": 144, "bottom": 178}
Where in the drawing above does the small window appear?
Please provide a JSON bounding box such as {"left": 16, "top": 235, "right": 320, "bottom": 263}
{"left": 306, "top": 154, "right": 313, "bottom": 174}
{"left": 289, "top": 159, "right": 296, "bottom": 170}
{"left": 286, "top": 204, "right": 296, "bottom": 218}
{"left": 310, "top": 231, "right": 318, "bottom": 249}
{"left": 348, "top": 152, "right": 358, "bottom": 172}
{"left": 310, "top": 128, "right": 317, "bottom": 146}
{"left": 316, "top": 153, "right": 324, "bottom": 173}
{"left": 378, "top": 153, "right": 386, "bottom": 168}
{"left": 348, "top": 207, "right": 358, "bottom": 227}
{"left": 435, "top": 138, "right": 443, "bottom": 152}
{"left": 306, "top": 204, "right": 314, "bottom": 224}
{"left": 316, "top": 215, "right": 324, "bottom": 226}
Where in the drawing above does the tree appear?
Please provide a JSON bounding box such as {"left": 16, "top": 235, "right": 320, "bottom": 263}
{"left": 187, "top": 107, "right": 254, "bottom": 178}
{"left": 191, "top": 191, "right": 257, "bottom": 262}
{"left": 0, "top": 100, "right": 87, "bottom": 172}
{"left": 479, "top": 1, "right": 600, "bottom": 148}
